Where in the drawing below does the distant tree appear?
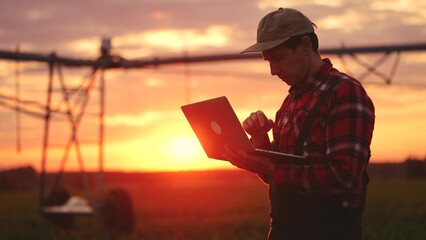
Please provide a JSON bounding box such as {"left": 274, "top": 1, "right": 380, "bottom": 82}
{"left": 0, "top": 166, "right": 37, "bottom": 191}
{"left": 404, "top": 157, "right": 426, "bottom": 179}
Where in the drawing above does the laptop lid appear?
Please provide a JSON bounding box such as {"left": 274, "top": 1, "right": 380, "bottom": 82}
{"left": 181, "top": 96, "right": 253, "bottom": 161}
{"left": 181, "top": 96, "right": 304, "bottom": 162}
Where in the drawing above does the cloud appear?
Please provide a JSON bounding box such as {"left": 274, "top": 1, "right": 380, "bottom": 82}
{"left": 257, "top": 0, "right": 344, "bottom": 9}
{"left": 369, "top": 85, "right": 426, "bottom": 109}
{"left": 114, "top": 25, "right": 233, "bottom": 55}
{"left": 66, "top": 37, "right": 101, "bottom": 57}
{"left": 0, "top": 0, "right": 258, "bottom": 54}
{"left": 146, "top": 25, "right": 231, "bottom": 49}
{"left": 64, "top": 24, "right": 234, "bottom": 57}
{"left": 105, "top": 110, "right": 169, "bottom": 127}
{"left": 316, "top": 10, "right": 369, "bottom": 33}
{"left": 25, "top": 9, "right": 51, "bottom": 21}
{"left": 0, "top": 62, "right": 14, "bottom": 77}
{"left": 145, "top": 77, "right": 166, "bottom": 88}
{"left": 1, "top": 0, "right": 424, "bottom": 56}
{"left": 150, "top": 11, "right": 173, "bottom": 21}
{"left": 370, "top": 0, "right": 425, "bottom": 14}
{"left": 404, "top": 52, "right": 426, "bottom": 64}
{"left": 370, "top": 0, "right": 426, "bottom": 25}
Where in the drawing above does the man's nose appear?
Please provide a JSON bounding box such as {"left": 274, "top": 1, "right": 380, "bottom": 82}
{"left": 270, "top": 62, "right": 280, "bottom": 76}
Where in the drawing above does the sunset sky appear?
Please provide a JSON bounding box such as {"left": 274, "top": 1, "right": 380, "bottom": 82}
{"left": 1, "top": 0, "right": 426, "bottom": 172}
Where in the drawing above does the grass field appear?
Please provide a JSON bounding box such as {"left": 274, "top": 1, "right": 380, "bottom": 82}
{"left": 0, "top": 170, "right": 425, "bottom": 240}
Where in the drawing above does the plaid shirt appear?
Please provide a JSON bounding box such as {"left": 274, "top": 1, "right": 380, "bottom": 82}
{"left": 268, "top": 58, "right": 375, "bottom": 208}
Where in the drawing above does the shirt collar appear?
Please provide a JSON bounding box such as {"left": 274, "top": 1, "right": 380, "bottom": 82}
{"left": 289, "top": 58, "right": 333, "bottom": 96}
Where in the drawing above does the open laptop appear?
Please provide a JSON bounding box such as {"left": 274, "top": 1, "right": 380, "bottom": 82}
{"left": 181, "top": 96, "right": 304, "bottom": 163}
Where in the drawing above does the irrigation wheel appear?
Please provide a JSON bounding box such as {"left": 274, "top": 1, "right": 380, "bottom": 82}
{"left": 99, "top": 188, "right": 135, "bottom": 234}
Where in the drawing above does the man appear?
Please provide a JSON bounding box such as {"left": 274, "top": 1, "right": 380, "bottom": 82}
{"left": 224, "top": 8, "right": 375, "bottom": 240}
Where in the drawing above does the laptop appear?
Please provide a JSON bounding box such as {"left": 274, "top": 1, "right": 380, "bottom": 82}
{"left": 181, "top": 96, "right": 304, "bottom": 163}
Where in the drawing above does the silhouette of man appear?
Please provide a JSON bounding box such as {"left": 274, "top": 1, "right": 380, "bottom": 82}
{"left": 225, "top": 8, "right": 375, "bottom": 240}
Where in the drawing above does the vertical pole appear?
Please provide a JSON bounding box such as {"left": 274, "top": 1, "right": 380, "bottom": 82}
{"left": 39, "top": 55, "right": 55, "bottom": 211}
{"left": 15, "top": 44, "right": 21, "bottom": 153}
{"left": 98, "top": 69, "right": 105, "bottom": 203}
{"left": 184, "top": 50, "right": 191, "bottom": 103}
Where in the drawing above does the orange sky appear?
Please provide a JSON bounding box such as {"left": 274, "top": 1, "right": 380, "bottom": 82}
{"left": 1, "top": 0, "right": 426, "bottom": 172}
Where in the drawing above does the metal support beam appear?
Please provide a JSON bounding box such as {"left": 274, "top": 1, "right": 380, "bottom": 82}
{"left": 1, "top": 43, "right": 426, "bottom": 69}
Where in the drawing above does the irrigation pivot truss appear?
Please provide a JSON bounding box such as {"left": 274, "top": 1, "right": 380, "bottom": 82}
{"left": 0, "top": 41, "right": 425, "bottom": 230}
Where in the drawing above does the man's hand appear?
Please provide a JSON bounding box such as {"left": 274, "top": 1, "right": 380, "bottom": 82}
{"left": 224, "top": 145, "right": 275, "bottom": 177}
{"left": 243, "top": 110, "right": 273, "bottom": 147}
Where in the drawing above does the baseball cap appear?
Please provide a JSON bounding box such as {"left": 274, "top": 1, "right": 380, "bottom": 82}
{"left": 241, "top": 8, "right": 315, "bottom": 53}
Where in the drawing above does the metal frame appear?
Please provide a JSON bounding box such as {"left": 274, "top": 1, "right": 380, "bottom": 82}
{"left": 1, "top": 41, "right": 426, "bottom": 216}
{"left": 39, "top": 57, "right": 105, "bottom": 214}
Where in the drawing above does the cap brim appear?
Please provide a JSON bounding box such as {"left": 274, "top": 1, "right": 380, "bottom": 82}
{"left": 240, "top": 37, "right": 290, "bottom": 54}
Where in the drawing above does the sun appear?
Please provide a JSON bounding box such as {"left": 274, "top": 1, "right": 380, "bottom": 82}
{"left": 171, "top": 135, "right": 201, "bottom": 160}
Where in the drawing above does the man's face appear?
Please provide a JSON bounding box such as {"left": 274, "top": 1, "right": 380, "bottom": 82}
{"left": 262, "top": 42, "right": 309, "bottom": 86}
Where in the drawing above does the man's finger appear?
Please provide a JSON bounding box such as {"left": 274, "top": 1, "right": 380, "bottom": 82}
{"left": 257, "top": 111, "right": 266, "bottom": 127}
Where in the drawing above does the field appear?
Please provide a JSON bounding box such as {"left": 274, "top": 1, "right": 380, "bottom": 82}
{"left": 0, "top": 170, "right": 425, "bottom": 240}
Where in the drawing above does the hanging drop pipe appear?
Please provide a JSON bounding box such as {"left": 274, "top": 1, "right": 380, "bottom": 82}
{"left": 39, "top": 53, "right": 55, "bottom": 211}
{"left": 15, "top": 44, "right": 21, "bottom": 153}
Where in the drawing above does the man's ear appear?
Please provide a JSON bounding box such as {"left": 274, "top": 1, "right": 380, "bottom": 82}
{"left": 300, "top": 36, "right": 312, "bottom": 55}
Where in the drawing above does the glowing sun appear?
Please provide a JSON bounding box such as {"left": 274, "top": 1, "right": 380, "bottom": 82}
{"left": 171, "top": 135, "right": 201, "bottom": 160}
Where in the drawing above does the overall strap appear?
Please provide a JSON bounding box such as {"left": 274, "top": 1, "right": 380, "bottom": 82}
{"left": 294, "top": 79, "right": 341, "bottom": 156}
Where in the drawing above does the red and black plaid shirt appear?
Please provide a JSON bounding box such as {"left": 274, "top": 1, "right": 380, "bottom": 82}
{"left": 268, "top": 58, "right": 375, "bottom": 208}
